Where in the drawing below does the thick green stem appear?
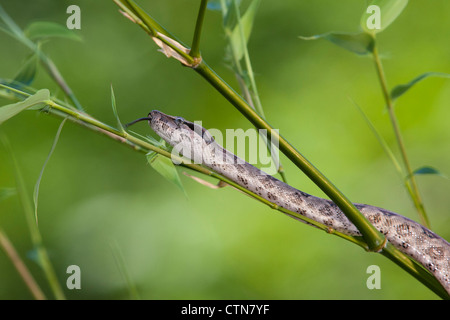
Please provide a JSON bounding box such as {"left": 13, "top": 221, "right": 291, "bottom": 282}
{"left": 46, "top": 96, "right": 447, "bottom": 298}
{"left": 382, "top": 243, "right": 449, "bottom": 300}
{"left": 194, "top": 61, "right": 386, "bottom": 251}
{"left": 110, "top": 0, "right": 447, "bottom": 298}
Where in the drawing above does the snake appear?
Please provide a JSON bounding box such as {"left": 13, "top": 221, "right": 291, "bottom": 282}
{"left": 127, "top": 110, "right": 450, "bottom": 294}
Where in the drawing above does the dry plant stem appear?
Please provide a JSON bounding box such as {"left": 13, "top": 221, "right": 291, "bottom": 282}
{"left": 1, "top": 133, "right": 66, "bottom": 300}
{"left": 0, "top": 229, "right": 46, "bottom": 300}
{"left": 372, "top": 45, "right": 429, "bottom": 228}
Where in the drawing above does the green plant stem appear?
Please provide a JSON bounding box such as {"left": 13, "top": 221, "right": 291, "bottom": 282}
{"left": 2, "top": 82, "right": 446, "bottom": 297}
{"left": 0, "top": 4, "right": 84, "bottom": 112}
{"left": 0, "top": 133, "right": 66, "bottom": 300}
{"left": 112, "top": 0, "right": 385, "bottom": 251}
{"left": 382, "top": 243, "right": 449, "bottom": 300}
{"left": 190, "top": 0, "right": 208, "bottom": 59}
{"left": 227, "top": 0, "right": 286, "bottom": 182}
{"left": 41, "top": 98, "right": 366, "bottom": 249}
{"left": 372, "top": 44, "right": 429, "bottom": 228}
{"left": 45, "top": 98, "right": 448, "bottom": 298}
{"left": 231, "top": 0, "right": 264, "bottom": 117}
{"left": 194, "top": 61, "right": 386, "bottom": 252}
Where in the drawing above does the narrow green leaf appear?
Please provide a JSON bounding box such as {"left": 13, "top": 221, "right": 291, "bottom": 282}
{"left": 13, "top": 53, "right": 38, "bottom": 86}
{"left": 300, "top": 32, "right": 375, "bottom": 55}
{"left": 230, "top": 0, "right": 261, "bottom": 61}
{"left": 391, "top": 72, "right": 450, "bottom": 100}
{"left": 34, "top": 118, "right": 67, "bottom": 223}
{"left": 24, "top": 21, "right": 82, "bottom": 42}
{"left": 361, "top": 0, "right": 408, "bottom": 34}
{"left": 110, "top": 85, "right": 125, "bottom": 133}
{"left": 411, "top": 166, "right": 447, "bottom": 179}
{"left": 349, "top": 97, "right": 403, "bottom": 177}
{"left": 146, "top": 152, "right": 185, "bottom": 193}
{"left": 0, "top": 187, "right": 16, "bottom": 202}
{"left": 0, "top": 89, "right": 49, "bottom": 124}
{"left": 0, "top": 4, "right": 29, "bottom": 45}
{"left": 109, "top": 240, "right": 141, "bottom": 300}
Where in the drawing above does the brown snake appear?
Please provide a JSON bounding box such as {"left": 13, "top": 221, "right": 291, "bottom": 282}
{"left": 128, "top": 110, "right": 450, "bottom": 294}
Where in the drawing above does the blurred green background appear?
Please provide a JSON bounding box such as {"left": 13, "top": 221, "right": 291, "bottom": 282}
{"left": 0, "top": 0, "right": 449, "bottom": 300}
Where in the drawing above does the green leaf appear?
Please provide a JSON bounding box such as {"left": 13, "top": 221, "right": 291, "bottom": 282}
{"left": 13, "top": 53, "right": 38, "bottom": 86}
{"left": 0, "top": 187, "right": 16, "bottom": 202}
{"left": 390, "top": 72, "right": 450, "bottom": 100}
{"left": 24, "top": 21, "right": 82, "bottom": 42}
{"left": 361, "top": 0, "right": 408, "bottom": 34}
{"left": 0, "top": 4, "right": 29, "bottom": 45}
{"left": 229, "top": 0, "right": 261, "bottom": 61}
{"left": 146, "top": 152, "right": 185, "bottom": 193}
{"left": 0, "top": 89, "right": 49, "bottom": 124}
{"left": 110, "top": 85, "right": 125, "bottom": 133}
{"left": 349, "top": 97, "right": 403, "bottom": 177}
{"left": 411, "top": 166, "right": 447, "bottom": 179}
{"left": 34, "top": 118, "right": 67, "bottom": 223}
{"left": 300, "top": 32, "right": 375, "bottom": 55}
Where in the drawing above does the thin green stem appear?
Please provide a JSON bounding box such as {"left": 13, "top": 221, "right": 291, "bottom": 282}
{"left": 228, "top": 0, "right": 286, "bottom": 182}
{"left": 190, "top": 0, "right": 208, "bottom": 59}
{"left": 372, "top": 44, "right": 429, "bottom": 228}
{"left": 0, "top": 133, "right": 66, "bottom": 300}
{"left": 232, "top": 0, "right": 264, "bottom": 117}
{"left": 0, "top": 4, "right": 84, "bottom": 112}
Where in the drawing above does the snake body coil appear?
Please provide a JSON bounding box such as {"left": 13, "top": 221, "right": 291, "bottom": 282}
{"left": 144, "top": 110, "right": 450, "bottom": 294}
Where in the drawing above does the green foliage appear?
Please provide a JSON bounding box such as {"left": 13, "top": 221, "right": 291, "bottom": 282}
{"left": 146, "top": 151, "right": 185, "bottom": 194}
{"left": 0, "top": 88, "right": 49, "bottom": 124}
{"left": 0, "top": 187, "right": 16, "bottom": 202}
{"left": 110, "top": 85, "right": 125, "bottom": 134}
{"left": 391, "top": 72, "right": 450, "bottom": 101}
{"left": 229, "top": 0, "right": 261, "bottom": 61}
{"left": 299, "top": 32, "right": 374, "bottom": 55}
{"left": 0, "top": 1, "right": 449, "bottom": 300}
{"left": 24, "top": 21, "right": 82, "bottom": 42}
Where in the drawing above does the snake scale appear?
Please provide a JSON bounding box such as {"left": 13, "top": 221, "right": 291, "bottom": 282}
{"left": 129, "top": 110, "right": 450, "bottom": 294}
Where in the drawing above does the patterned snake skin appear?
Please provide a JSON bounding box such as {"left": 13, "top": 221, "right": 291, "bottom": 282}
{"left": 140, "top": 110, "right": 450, "bottom": 294}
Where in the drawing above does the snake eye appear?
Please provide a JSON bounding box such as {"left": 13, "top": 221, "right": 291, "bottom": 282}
{"left": 174, "top": 117, "right": 185, "bottom": 126}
